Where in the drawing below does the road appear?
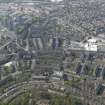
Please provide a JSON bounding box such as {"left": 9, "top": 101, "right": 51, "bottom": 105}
{"left": 0, "top": 80, "right": 52, "bottom": 103}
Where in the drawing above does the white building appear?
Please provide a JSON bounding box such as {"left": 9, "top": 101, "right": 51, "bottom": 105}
{"left": 50, "top": 0, "right": 63, "bottom": 2}
{"left": 4, "top": 62, "right": 13, "bottom": 67}
{"left": 53, "top": 71, "right": 63, "bottom": 77}
{"left": 63, "top": 36, "right": 105, "bottom": 52}
{"left": 84, "top": 38, "right": 98, "bottom": 51}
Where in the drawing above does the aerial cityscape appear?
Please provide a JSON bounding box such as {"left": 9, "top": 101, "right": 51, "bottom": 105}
{"left": 0, "top": 0, "right": 105, "bottom": 105}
